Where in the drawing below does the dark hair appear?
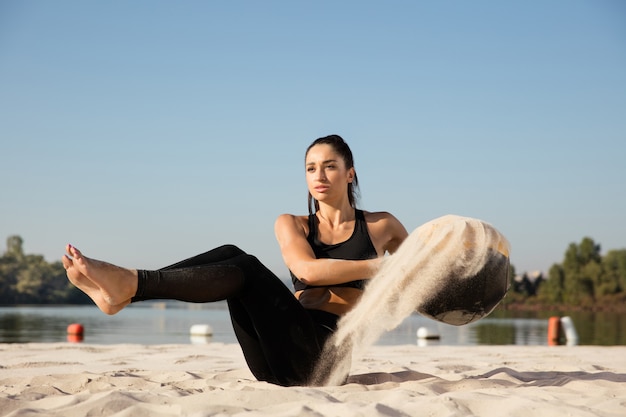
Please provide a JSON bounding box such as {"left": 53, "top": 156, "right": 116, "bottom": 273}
{"left": 305, "top": 134, "right": 360, "bottom": 214}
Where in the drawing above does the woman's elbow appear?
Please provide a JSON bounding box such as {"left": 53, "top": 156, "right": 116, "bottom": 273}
{"left": 291, "top": 263, "right": 324, "bottom": 286}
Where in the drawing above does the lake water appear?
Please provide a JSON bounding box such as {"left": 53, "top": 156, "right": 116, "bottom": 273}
{"left": 1, "top": 303, "right": 624, "bottom": 346}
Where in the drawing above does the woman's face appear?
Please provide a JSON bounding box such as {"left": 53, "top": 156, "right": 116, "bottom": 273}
{"left": 305, "top": 144, "right": 354, "bottom": 204}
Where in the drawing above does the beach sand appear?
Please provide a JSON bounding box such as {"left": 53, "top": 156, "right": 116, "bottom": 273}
{"left": 1, "top": 343, "right": 625, "bottom": 416}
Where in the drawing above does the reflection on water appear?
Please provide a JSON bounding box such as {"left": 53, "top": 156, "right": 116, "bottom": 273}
{"left": 382, "top": 314, "right": 552, "bottom": 346}
{"left": 0, "top": 304, "right": 236, "bottom": 345}
{"left": 1, "top": 304, "right": 625, "bottom": 346}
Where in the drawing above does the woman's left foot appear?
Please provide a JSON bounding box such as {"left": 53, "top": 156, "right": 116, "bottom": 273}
{"left": 62, "top": 244, "right": 137, "bottom": 315}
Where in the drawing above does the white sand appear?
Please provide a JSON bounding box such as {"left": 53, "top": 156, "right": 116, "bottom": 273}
{"left": 1, "top": 342, "right": 625, "bottom": 416}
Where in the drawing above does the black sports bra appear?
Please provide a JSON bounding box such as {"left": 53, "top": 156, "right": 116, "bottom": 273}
{"left": 290, "top": 209, "right": 378, "bottom": 291}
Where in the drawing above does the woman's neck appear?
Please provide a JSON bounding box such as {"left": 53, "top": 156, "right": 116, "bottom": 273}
{"left": 316, "top": 202, "right": 355, "bottom": 228}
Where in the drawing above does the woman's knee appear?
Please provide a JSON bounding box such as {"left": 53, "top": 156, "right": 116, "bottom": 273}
{"left": 231, "top": 253, "right": 270, "bottom": 277}
{"left": 213, "top": 244, "right": 246, "bottom": 257}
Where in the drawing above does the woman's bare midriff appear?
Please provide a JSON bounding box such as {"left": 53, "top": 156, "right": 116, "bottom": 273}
{"left": 295, "top": 287, "right": 363, "bottom": 316}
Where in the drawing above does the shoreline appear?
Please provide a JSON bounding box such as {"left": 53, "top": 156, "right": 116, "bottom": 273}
{"left": 1, "top": 343, "right": 625, "bottom": 416}
{"left": 498, "top": 298, "right": 626, "bottom": 313}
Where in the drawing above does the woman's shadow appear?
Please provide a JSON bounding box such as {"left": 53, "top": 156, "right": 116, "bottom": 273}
{"left": 347, "top": 370, "right": 434, "bottom": 385}
{"left": 346, "top": 367, "right": 626, "bottom": 386}
{"left": 473, "top": 367, "right": 626, "bottom": 386}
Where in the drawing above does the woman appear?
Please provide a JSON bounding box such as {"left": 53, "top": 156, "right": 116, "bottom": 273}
{"left": 63, "top": 134, "right": 408, "bottom": 386}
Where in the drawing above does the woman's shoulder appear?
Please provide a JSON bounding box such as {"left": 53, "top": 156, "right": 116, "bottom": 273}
{"left": 276, "top": 212, "right": 310, "bottom": 223}
{"left": 361, "top": 210, "right": 409, "bottom": 254}
{"left": 361, "top": 209, "right": 401, "bottom": 223}
{"left": 361, "top": 209, "right": 407, "bottom": 236}
{"left": 274, "top": 213, "right": 310, "bottom": 236}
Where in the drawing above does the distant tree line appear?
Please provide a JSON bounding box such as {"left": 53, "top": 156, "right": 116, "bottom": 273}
{"left": 0, "top": 236, "right": 89, "bottom": 305}
{"left": 1, "top": 234, "right": 625, "bottom": 308}
{"left": 505, "top": 237, "right": 626, "bottom": 310}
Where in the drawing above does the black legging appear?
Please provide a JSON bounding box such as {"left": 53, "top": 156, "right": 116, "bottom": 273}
{"left": 131, "top": 244, "right": 339, "bottom": 386}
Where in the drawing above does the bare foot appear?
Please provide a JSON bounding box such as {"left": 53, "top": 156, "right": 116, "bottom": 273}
{"left": 63, "top": 244, "right": 138, "bottom": 315}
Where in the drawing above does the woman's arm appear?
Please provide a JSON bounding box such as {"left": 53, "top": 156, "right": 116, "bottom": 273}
{"left": 364, "top": 211, "right": 409, "bottom": 255}
{"left": 274, "top": 214, "right": 381, "bottom": 286}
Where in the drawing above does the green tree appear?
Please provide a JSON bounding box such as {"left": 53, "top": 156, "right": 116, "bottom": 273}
{"left": 508, "top": 237, "right": 624, "bottom": 309}
{"left": 601, "top": 249, "right": 626, "bottom": 294}
{"left": 561, "top": 238, "right": 599, "bottom": 303}
{"left": 0, "top": 255, "right": 18, "bottom": 303}
{"left": 1, "top": 235, "right": 89, "bottom": 304}
{"left": 538, "top": 263, "right": 564, "bottom": 303}
{"left": 6, "top": 235, "right": 24, "bottom": 259}
{"left": 0, "top": 236, "right": 23, "bottom": 303}
{"left": 578, "top": 237, "right": 602, "bottom": 265}
{"left": 14, "top": 254, "right": 46, "bottom": 301}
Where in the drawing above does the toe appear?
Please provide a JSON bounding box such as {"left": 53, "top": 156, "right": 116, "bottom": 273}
{"left": 62, "top": 254, "right": 73, "bottom": 269}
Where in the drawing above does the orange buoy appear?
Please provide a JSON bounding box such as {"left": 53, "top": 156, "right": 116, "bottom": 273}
{"left": 67, "top": 323, "right": 84, "bottom": 335}
{"left": 67, "top": 333, "right": 84, "bottom": 343}
{"left": 547, "top": 316, "right": 561, "bottom": 345}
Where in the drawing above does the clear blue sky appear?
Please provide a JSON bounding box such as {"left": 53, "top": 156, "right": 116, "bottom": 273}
{"left": 1, "top": 1, "right": 625, "bottom": 278}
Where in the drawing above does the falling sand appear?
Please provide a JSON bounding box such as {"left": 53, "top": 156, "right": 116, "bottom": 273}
{"left": 311, "top": 214, "right": 511, "bottom": 386}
